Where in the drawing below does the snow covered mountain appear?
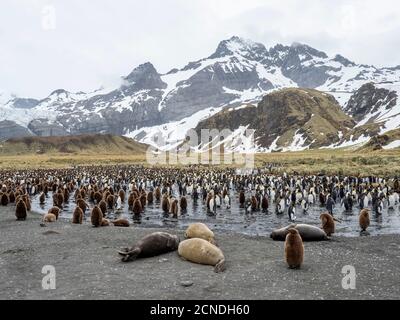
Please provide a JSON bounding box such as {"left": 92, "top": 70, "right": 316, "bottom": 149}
{"left": 1, "top": 36, "right": 400, "bottom": 150}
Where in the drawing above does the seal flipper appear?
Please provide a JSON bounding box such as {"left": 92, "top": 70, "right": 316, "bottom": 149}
{"left": 214, "top": 259, "right": 225, "bottom": 273}
{"left": 119, "top": 248, "right": 141, "bottom": 262}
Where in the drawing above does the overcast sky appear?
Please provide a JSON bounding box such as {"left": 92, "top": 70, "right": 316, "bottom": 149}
{"left": 1, "top": 0, "right": 400, "bottom": 99}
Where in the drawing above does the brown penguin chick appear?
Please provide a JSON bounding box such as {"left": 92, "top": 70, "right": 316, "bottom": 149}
{"left": 118, "top": 189, "right": 125, "bottom": 203}
{"left": 15, "top": 199, "right": 27, "bottom": 221}
{"left": 155, "top": 187, "right": 161, "bottom": 201}
{"left": 112, "top": 219, "right": 130, "bottom": 227}
{"left": 43, "top": 185, "right": 49, "bottom": 195}
{"left": 79, "top": 188, "right": 86, "bottom": 199}
{"left": 63, "top": 188, "right": 69, "bottom": 202}
{"left": 140, "top": 193, "right": 147, "bottom": 208}
{"left": 89, "top": 190, "right": 95, "bottom": 202}
{"left": 74, "top": 189, "right": 82, "bottom": 199}
{"left": 132, "top": 198, "right": 142, "bottom": 216}
{"left": 1, "top": 193, "right": 9, "bottom": 206}
{"left": 180, "top": 196, "right": 187, "bottom": 212}
{"left": 43, "top": 213, "right": 56, "bottom": 223}
{"left": 99, "top": 200, "right": 107, "bottom": 215}
{"left": 103, "top": 191, "right": 111, "bottom": 202}
{"left": 222, "top": 189, "right": 228, "bottom": 198}
{"left": 359, "top": 209, "right": 370, "bottom": 232}
{"left": 128, "top": 193, "right": 135, "bottom": 210}
{"left": 72, "top": 206, "right": 84, "bottom": 224}
{"left": 285, "top": 228, "right": 304, "bottom": 269}
{"left": 91, "top": 206, "right": 103, "bottom": 227}
{"left": 251, "top": 196, "right": 258, "bottom": 211}
{"left": 170, "top": 199, "right": 179, "bottom": 218}
{"left": 101, "top": 219, "right": 110, "bottom": 227}
{"left": 57, "top": 192, "right": 64, "bottom": 207}
{"left": 76, "top": 198, "right": 88, "bottom": 213}
{"left": 106, "top": 194, "right": 115, "bottom": 209}
{"left": 94, "top": 191, "right": 103, "bottom": 204}
{"left": 239, "top": 191, "right": 245, "bottom": 208}
{"left": 261, "top": 196, "right": 269, "bottom": 212}
{"left": 23, "top": 195, "right": 31, "bottom": 211}
{"left": 320, "top": 212, "right": 335, "bottom": 236}
{"left": 147, "top": 191, "right": 154, "bottom": 204}
{"left": 206, "top": 193, "right": 212, "bottom": 210}
{"left": 39, "top": 192, "right": 46, "bottom": 205}
{"left": 162, "top": 195, "right": 170, "bottom": 213}
{"left": 8, "top": 190, "right": 15, "bottom": 203}
{"left": 14, "top": 190, "right": 21, "bottom": 199}
{"left": 132, "top": 190, "right": 139, "bottom": 199}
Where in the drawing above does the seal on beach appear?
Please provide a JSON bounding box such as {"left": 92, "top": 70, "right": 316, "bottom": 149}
{"left": 43, "top": 213, "right": 56, "bottom": 223}
{"left": 320, "top": 212, "right": 335, "bottom": 236}
{"left": 112, "top": 219, "right": 130, "bottom": 227}
{"left": 270, "top": 224, "right": 328, "bottom": 241}
{"left": 48, "top": 207, "right": 60, "bottom": 220}
{"left": 359, "top": 209, "right": 370, "bottom": 233}
{"left": 101, "top": 218, "right": 110, "bottom": 226}
{"left": 91, "top": 206, "right": 103, "bottom": 227}
{"left": 184, "top": 223, "right": 216, "bottom": 244}
{"left": 285, "top": 228, "right": 304, "bottom": 269}
{"left": 15, "top": 199, "right": 27, "bottom": 221}
{"left": 118, "top": 232, "right": 180, "bottom": 262}
{"left": 178, "top": 238, "right": 225, "bottom": 273}
{"left": 72, "top": 206, "right": 83, "bottom": 224}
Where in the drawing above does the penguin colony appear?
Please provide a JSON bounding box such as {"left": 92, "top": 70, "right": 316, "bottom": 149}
{"left": 1, "top": 165, "right": 400, "bottom": 271}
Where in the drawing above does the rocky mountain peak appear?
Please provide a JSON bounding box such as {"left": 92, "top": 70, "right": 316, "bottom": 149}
{"left": 289, "top": 42, "right": 328, "bottom": 60}
{"left": 123, "top": 62, "right": 167, "bottom": 90}
{"left": 344, "top": 82, "right": 398, "bottom": 122}
{"left": 333, "top": 54, "right": 355, "bottom": 67}
{"left": 209, "top": 36, "right": 268, "bottom": 60}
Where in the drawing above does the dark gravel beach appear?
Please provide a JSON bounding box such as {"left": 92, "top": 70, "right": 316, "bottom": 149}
{"left": 0, "top": 207, "right": 399, "bottom": 300}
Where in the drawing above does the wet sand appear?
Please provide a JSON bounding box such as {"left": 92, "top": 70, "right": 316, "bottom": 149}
{"left": 0, "top": 206, "right": 399, "bottom": 300}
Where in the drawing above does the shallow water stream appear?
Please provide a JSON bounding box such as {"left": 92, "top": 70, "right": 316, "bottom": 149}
{"left": 31, "top": 191, "right": 400, "bottom": 237}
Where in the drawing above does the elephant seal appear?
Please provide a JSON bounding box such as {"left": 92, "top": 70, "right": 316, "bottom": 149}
{"left": 184, "top": 223, "right": 216, "bottom": 244}
{"left": 43, "top": 213, "right": 56, "bottom": 223}
{"left": 48, "top": 207, "right": 60, "bottom": 220}
{"left": 285, "top": 228, "right": 304, "bottom": 269}
{"left": 118, "top": 232, "right": 179, "bottom": 262}
{"left": 178, "top": 238, "right": 225, "bottom": 273}
{"left": 112, "top": 219, "right": 130, "bottom": 227}
{"left": 359, "top": 209, "right": 370, "bottom": 232}
{"left": 320, "top": 213, "right": 335, "bottom": 236}
{"left": 270, "top": 224, "right": 328, "bottom": 241}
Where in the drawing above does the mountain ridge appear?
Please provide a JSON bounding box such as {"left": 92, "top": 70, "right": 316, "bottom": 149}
{"left": 1, "top": 36, "right": 400, "bottom": 151}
